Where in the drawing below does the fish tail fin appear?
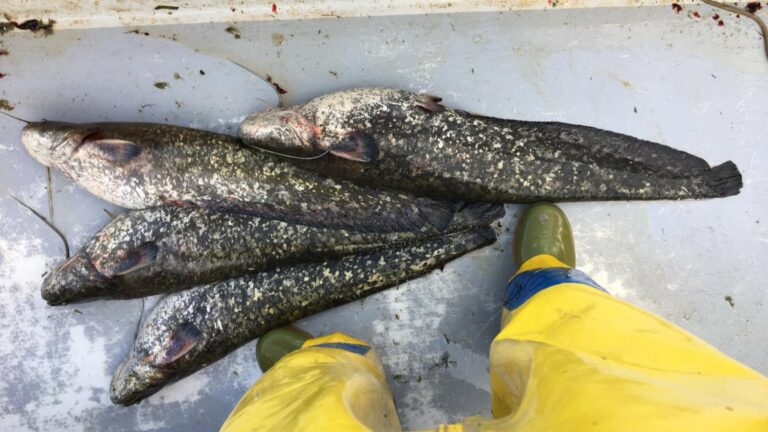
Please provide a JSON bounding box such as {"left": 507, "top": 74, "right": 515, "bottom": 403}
{"left": 702, "top": 161, "right": 742, "bottom": 198}
{"left": 449, "top": 202, "right": 505, "bottom": 231}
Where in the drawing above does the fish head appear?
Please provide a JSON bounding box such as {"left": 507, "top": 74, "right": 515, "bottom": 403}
{"left": 41, "top": 253, "right": 107, "bottom": 305}
{"left": 110, "top": 356, "right": 171, "bottom": 406}
{"left": 110, "top": 314, "right": 203, "bottom": 405}
{"left": 21, "top": 121, "right": 97, "bottom": 166}
{"left": 239, "top": 109, "right": 323, "bottom": 157}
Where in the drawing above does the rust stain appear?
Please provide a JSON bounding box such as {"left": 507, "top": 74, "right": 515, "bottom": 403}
{"left": 265, "top": 74, "right": 287, "bottom": 94}
{"left": 271, "top": 33, "right": 284, "bottom": 46}
{"left": 607, "top": 71, "right": 632, "bottom": 89}
{"left": 0, "top": 99, "right": 15, "bottom": 111}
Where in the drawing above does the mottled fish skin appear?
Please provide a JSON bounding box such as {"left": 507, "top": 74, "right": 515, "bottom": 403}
{"left": 20, "top": 121, "right": 466, "bottom": 233}
{"left": 239, "top": 87, "right": 742, "bottom": 202}
{"left": 109, "top": 226, "right": 496, "bottom": 405}
{"left": 42, "top": 204, "right": 503, "bottom": 304}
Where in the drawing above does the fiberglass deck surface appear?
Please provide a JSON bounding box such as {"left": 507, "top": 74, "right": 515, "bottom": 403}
{"left": 0, "top": 6, "right": 766, "bottom": 431}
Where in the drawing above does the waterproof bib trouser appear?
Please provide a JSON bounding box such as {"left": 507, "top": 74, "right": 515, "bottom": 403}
{"left": 220, "top": 252, "right": 768, "bottom": 431}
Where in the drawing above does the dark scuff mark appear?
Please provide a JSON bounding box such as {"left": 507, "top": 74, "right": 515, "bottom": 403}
{"left": 154, "top": 5, "right": 180, "bottom": 11}
{"left": 713, "top": 13, "right": 721, "bottom": 20}
{"left": 0, "top": 49, "right": 8, "bottom": 56}
{"left": 173, "top": 72, "right": 182, "bottom": 80}
{"left": 127, "top": 29, "right": 151, "bottom": 36}
{"left": 0, "top": 99, "right": 14, "bottom": 111}
{"left": 329, "top": 70, "right": 338, "bottom": 77}
{"left": 226, "top": 26, "right": 241, "bottom": 39}
{"left": 725, "top": 295, "right": 735, "bottom": 308}
{"left": 0, "top": 73, "right": 6, "bottom": 79}
{"left": 199, "top": 69, "right": 206, "bottom": 75}
{"left": 672, "top": 3, "right": 683, "bottom": 13}
{"left": 429, "top": 352, "right": 456, "bottom": 370}
{"left": 154, "top": 81, "right": 169, "bottom": 89}
{"left": 1, "top": 18, "right": 56, "bottom": 35}
{"left": 393, "top": 374, "right": 409, "bottom": 384}
{"left": 265, "top": 74, "right": 287, "bottom": 94}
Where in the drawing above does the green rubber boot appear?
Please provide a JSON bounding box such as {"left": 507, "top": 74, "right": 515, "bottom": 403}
{"left": 514, "top": 202, "right": 576, "bottom": 268}
{"left": 256, "top": 325, "right": 314, "bottom": 373}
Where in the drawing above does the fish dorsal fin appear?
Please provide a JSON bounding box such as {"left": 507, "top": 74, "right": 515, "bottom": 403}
{"left": 330, "top": 131, "right": 379, "bottom": 162}
{"left": 416, "top": 94, "right": 445, "bottom": 112}
{"left": 150, "top": 323, "right": 201, "bottom": 366}
{"left": 104, "top": 242, "right": 159, "bottom": 277}
{"left": 84, "top": 131, "right": 142, "bottom": 162}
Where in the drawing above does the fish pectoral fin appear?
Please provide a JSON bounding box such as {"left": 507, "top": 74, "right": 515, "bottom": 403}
{"left": 416, "top": 94, "right": 445, "bottom": 112}
{"left": 151, "top": 323, "right": 202, "bottom": 366}
{"left": 329, "top": 131, "right": 379, "bottom": 162}
{"left": 105, "top": 242, "right": 159, "bottom": 277}
{"left": 86, "top": 136, "right": 142, "bottom": 162}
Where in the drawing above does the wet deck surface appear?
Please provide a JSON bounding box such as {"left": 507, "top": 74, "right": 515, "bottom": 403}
{"left": 1, "top": 6, "right": 766, "bottom": 430}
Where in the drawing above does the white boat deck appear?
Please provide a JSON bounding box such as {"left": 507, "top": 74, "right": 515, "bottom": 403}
{"left": 0, "top": 3, "right": 766, "bottom": 430}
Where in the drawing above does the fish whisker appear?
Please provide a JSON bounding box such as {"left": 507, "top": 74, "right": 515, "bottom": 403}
{"left": 11, "top": 195, "right": 70, "bottom": 258}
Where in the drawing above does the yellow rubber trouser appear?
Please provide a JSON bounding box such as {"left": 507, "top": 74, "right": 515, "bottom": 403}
{"left": 220, "top": 254, "right": 768, "bottom": 432}
{"left": 219, "top": 332, "right": 402, "bottom": 432}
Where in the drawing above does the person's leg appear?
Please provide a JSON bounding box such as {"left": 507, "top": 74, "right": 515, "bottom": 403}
{"left": 485, "top": 203, "right": 768, "bottom": 431}
{"left": 220, "top": 329, "right": 401, "bottom": 432}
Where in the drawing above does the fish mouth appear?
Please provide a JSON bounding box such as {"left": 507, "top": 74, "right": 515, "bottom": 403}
{"left": 42, "top": 289, "right": 75, "bottom": 306}
{"left": 110, "top": 359, "right": 168, "bottom": 406}
{"left": 41, "top": 272, "right": 78, "bottom": 306}
{"left": 41, "top": 254, "right": 108, "bottom": 305}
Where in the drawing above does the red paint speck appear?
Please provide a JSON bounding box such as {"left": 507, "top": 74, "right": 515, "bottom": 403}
{"left": 272, "top": 3, "right": 277, "bottom": 13}
{"left": 712, "top": 13, "right": 720, "bottom": 20}
{"left": 693, "top": 11, "right": 700, "bottom": 18}
{"left": 718, "top": 19, "right": 725, "bottom": 26}
{"left": 672, "top": 3, "right": 683, "bottom": 13}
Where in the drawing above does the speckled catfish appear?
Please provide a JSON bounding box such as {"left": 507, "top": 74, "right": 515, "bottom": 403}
{"left": 109, "top": 226, "right": 495, "bottom": 405}
{"left": 239, "top": 87, "right": 742, "bottom": 202}
{"left": 42, "top": 203, "right": 502, "bottom": 304}
{"left": 21, "top": 121, "right": 465, "bottom": 233}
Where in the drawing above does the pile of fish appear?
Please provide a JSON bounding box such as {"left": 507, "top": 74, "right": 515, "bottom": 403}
{"left": 20, "top": 87, "right": 741, "bottom": 406}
